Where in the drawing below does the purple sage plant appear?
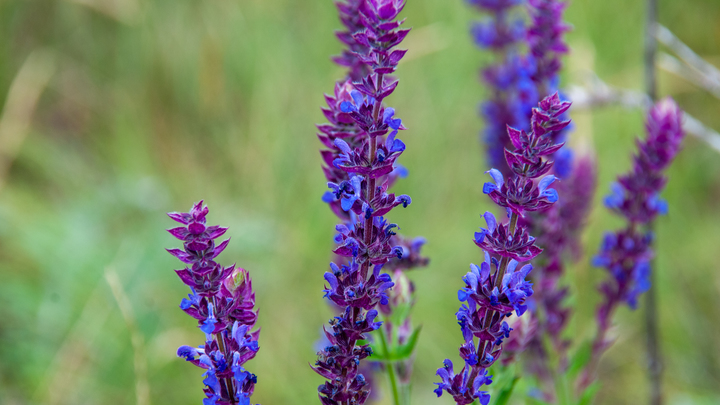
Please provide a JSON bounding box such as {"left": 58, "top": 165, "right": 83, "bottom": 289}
{"left": 312, "top": 1, "right": 417, "bottom": 404}
{"left": 434, "top": 94, "right": 572, "bottom": 405}
{"left": 579, "top": 98, "right": 685, "bottom": 391}
{"left": 167, "top": 201, "right": 260, "bottom": 405}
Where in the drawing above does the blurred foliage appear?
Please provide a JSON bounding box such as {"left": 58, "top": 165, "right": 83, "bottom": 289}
{"left": 0, "top": 0, "right": 719, "bottom": 404}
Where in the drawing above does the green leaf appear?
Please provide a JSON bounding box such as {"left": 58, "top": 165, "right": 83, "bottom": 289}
{"left": 394, "top": 325, "right": 422, "bottom": 360}
{"left": 527, "top": 396, "right": 554, "bottom": 405}
{"left": 389, "top": 302, "right": 412, "bottom": 327}
{"left": 368, "top": 343, "right": 386, "bottom": 359}
{"left": 568, "top": 340, "right": 593, "bottom": 378}
{"left": 493, "top": 375, "right": 520, "bottom": 405}
{"left": 367, "top": 326, "right": 422, "bottom": 362}
{"left": 577, "top": 381, "right": 601, "bottom": 405}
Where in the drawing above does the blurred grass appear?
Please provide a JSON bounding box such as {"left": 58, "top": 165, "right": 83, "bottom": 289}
{"left": 1, "top": 0, "right": 719, "bottom": 404}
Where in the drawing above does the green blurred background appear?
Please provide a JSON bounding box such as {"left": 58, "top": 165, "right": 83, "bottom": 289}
{"left": 1, "top": 0, "right": 719, "bottom": 404}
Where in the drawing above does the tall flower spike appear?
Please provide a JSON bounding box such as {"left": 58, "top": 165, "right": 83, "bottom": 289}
{"left": 435, "top": 94, "right": 571, "bottom": 405}
{"left": 526, "top": 0, "right": 571, "bottom": 95}
{"left": 579, "top": 98, "right": 685, "bottom": 391}
{"left": 467, "top": 0, "right": 537, "bottom": 175}
{"left": 495, "top": 2, "right": 584, "bottom": 401}
{"left": 168, "top": 201, "right": 260, "bottom": 405}
{"left": 313, "top": 1, "right": 422, "bottom": 404}
{"left": 522, "top": 154, "right": 596, "bottom": 401}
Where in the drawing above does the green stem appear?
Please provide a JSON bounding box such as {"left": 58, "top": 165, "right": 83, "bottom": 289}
{"left": 401, "top": 382, "right": 411, "bottom": 405}
{"left": 378, "top": 327, "right": 401, "bottom": 405}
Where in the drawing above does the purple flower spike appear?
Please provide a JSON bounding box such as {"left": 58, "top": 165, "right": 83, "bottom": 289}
{"left": 580, "top": 98, "right": 685, "bottom": 391}
{"left": 436, "top": 95, "right": 569, "bottom": 404}
{"left": 520, "top": 152, "right": 597, "bottom": 400}
{"left": 469, "top": 0, "right": 571, "bottom": 175}
{"left": 467, "top": 0, "right": 535, "bottom": 174}
{"left": 314, "top": 1, "right": 427, "bottom": 403}
{"left": 166, "top": 202, "right": 260, "bottom": 405}
{"left": 527, "top": 0, "right": 571, "bottom": 90}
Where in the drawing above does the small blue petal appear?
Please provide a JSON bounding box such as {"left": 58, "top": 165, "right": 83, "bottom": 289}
{"left": 543, "top": 188, "right": 559, "bottom": 203}
{"left": 321, "top": 191, "right": 335, "bottom": 203}
{"left": 537, "top": 175, "right": 557, "bottom": 193}
{"left": 341, "top": 196, "right": 356, "bottom": 211}
{"left": 180, "top": 298, "right": 193, "bottom": 310}
{"left": 482, "top": 182, "right": 496, "bottom": 194}
{"left": 483, "top": 212, "right": 497, "bottom": 233}
{"left": 390, "top": 138, "right": 405, "bottom": 153}
{"left": 340, "top": 101, "right": 355, "bottom": 113}
{"left": 458, "top": 289, "right": 469, "bottom": 302}
{"left": 334, "top": 138, "right": 352, "bottom": 154}
{"left": 592, "top": 255, "right": 609, "bottom": 267}
{"left": 383, "top": 107, "right": 395, "bottom": 122}
{"left": 393, "top": 164, "right": 409, "bottom": 178}
{"left": 201, "top": 318, "right": 216, "bottom": 334}
{"left": 351, "top": 90, "right": 364, "bottom": 107}
{"left": 485, "top": 168, "right": 504, "bottom": 187}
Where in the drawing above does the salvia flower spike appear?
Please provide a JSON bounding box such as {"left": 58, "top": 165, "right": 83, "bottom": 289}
{"left": 526, "top": 0, "right": 571, "bottom": 96}
{"left": 435, "top": 94, "right": 571, "bottom": 405}
{"left": 467, "top": 0, "right": 537, "bottom": 175}
{"left": 313, "top": 1, "right": 419, "bottom": 404}
{"left": 580, "top": 98, "right": 685, "bottom": 390}
{"left": 510, "top": 1, "right": 583, "bottom": 400}
{"left": 167, "top": 201, "right": 260, "bottom": 405}
{"left": 523, "top": 154, "right": 596, "bottom": 401}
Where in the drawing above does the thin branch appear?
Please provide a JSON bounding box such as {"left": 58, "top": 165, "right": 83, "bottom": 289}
{"left": 645, "top": 2, "right": 658, "bottom": 102}
{"left": 105, "top": 268, "right": 151, "bottom": 405}
{"left": 0, "top": 49, "right": 55, "bottom": 191}
{"left": 682, "top": 113, "right": 720, "bottom": 152}
{"left": 654, "top": 24, "right": 720, "bottom": 84}
{"left": 565, "top": 75, "right": 720, "bottom": 154}
{"left": 645, "top": 3, "right": 664, "bottom": 404}
{"left": 33, "top": 278, "right": 113, "bottom": 404}
{"left": 63, "top": 0, "right": 141, "bottom": 24}
{"left": 657, "top": 52, "right": 720, "bottom": 101}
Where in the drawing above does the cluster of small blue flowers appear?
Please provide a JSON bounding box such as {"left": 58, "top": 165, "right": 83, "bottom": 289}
{"left": 435, "top": 94, "right": 571, "bottom": 405}
{"left": 579, "top": 98, "right": 685, "bottom": 390}
{"left": 167, "top": 201, "right": 260, "bottom": 405}
{"left": 468, "top": 0, "right": 538, "bottom": 174}
{"left": 312, "top": 1, "right": 417, "bottom": 404}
